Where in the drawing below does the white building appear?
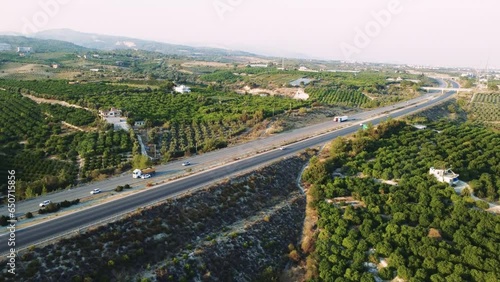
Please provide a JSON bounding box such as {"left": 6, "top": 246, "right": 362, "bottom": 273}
{"left": 429, "top": 167, "right": 459, "bottom": 185}
{"left": 17, "top": 47, "right": 32, "bottom": 53}
{"left": 134, "top": 121, "right": 146, "bottom": 127}
{"left": 174, "top": 85, "right": 191, "bottom": 94}
{"left": 298, "top": 66, "right": 319, "bottom": 73}
{"left": 99, "top": 107, "right": 122, "bottom": 118}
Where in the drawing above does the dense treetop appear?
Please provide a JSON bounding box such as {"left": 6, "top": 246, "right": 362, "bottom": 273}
{"left": 303, "top": 120, "right": 500, "bottom": 282}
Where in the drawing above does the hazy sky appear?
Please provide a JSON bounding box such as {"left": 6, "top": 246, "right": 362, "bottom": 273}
{"left": 1, "top": 0, "right": 498, "bottom": 68}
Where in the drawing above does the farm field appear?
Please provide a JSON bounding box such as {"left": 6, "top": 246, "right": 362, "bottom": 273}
{"left": 0, "top": 89, "right": 133, "bottom": 199}
{"left": 470, "top": 93, "right": 500, "bottom": 123}
{"left": 307, "top": 87, "right": 370, "bottom": 108}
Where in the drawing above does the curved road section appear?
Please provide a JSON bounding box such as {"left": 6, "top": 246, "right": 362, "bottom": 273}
{"left": 0, "top": 87, "right": 456, "bottom": 255}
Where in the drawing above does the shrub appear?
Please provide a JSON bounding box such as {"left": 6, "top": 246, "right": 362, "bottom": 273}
{"left": 38, "top": 199, "right": 79, "bottom": 214}
{"left": 289, "top": 250, "right": 301, "bottom": 262}
{"left": 475, "top": 200, "right": 490, "bottom": 209}
{"left": 25, "top": 212, "right": 33, "bottom": 219}
{"left": 39, "top": 202, "right": 60, "bottom": 214}
{"left": 0, "top": 215, "right": 8, "bottom": 226}
{"left": 60, "top": 200, "right": 72, "bottom": 208}
{"left": 115, "top": 186, "right": 124, "bottom": 192}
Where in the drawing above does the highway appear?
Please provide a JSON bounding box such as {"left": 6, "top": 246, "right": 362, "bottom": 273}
{"left": 0, "top": 82, "right": 457, "bottom": 255}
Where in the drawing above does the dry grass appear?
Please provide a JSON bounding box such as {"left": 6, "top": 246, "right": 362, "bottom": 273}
{"left": 428, "top": 228, "right": 442, "bottom": 239}
{"left": 181, "top": 61, "right": 231, "bottom": 68}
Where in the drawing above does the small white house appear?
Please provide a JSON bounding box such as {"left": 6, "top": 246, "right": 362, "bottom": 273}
{"left": 429, "top": 167, "right": 459, "bottom": 185}
{"left": 298, "top": 66, "right": 319, "bottom": 73}
{"left": 174, "top": 85, "right": 191, "bottom": 94}
{"left": 17, "top": 47, "right": 32, "bottom": 53}
{"left": 134, "top": 121, "right": 146, "bottom": 127}
{"left": 99, "top": 107, "right": 122, "bottom": 118}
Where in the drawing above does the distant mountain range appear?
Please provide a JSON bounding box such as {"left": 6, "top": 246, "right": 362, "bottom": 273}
{"left": 0, "top": 34, "right": 88, "bottom": 53}
{"left": 30, "top": 29, "right": 257, "bottom": 58}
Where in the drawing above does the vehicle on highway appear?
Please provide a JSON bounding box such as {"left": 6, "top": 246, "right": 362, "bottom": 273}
{"left": 39, "top": 200, "right": 51, "bottom": 207}
{"left": 132, "top": 167, "right": 156, "bottom": 178}
{"left": 141, "top": 174, "right": 151, "bottom": 179}
{"left": 279, "top": 146, "right": 286, "bottom": 150}
{"left": 333, "top": 116, "right": 348, "bottom": 122}
{"left": 90, "top": 188, "right": 101, "bottom": 195}
{"left": 182, "top": 161, "right": 191, "bottom": 166}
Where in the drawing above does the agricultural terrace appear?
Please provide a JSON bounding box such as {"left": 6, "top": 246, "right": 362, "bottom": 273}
{"left": 306, "top": 87, "right": 369, "bottom": 108}
{"left": 469, "top": 93, "right": 500, "bottom": 124}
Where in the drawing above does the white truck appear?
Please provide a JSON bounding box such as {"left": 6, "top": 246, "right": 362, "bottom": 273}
{"left": 132, "top": 167, "right": 156, "bottom": 179}
{"left": 334, "top": 116, "right": 348, "bottom": 122}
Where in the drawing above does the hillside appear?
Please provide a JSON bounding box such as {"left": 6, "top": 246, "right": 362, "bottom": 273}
{"left": 0, "top": 35, "right": 89, "bottom": 53}
{"left": 33, "top": 29, "right": 257, "bottom": 59}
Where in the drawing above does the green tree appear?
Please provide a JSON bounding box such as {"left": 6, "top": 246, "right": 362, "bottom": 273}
{"left": 132, "top": 155, "right": 151, "bottom": 169}
{"left": 160, "top": 81, "right": 175, "bottom": 93}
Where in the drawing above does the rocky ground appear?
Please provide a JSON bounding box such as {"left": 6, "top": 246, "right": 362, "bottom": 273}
{"left": 2, "top": 154, "right": 310, "bottom": 282}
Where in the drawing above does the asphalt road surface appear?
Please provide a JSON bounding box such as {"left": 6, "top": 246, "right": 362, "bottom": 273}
{"left": 0, "top": 85, "right": 456, "bottom": 255}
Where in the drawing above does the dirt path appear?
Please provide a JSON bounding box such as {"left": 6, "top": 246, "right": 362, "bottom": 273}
{"left": 61, "top": 121, "right": 86, "bottom": 132}
{"left": 363, "top": 92, "right": 376, "bottom": 100}
{"left": 76, "top": 156, "right": 85, "bottom": 183}
{"left": 22, "top": 94, "right": 93, "bottom": 112}
{"left": 454, "top": 180, "right": 499, "bottom": 212}
{"left": 471, "top": 92, "right": 478, "bottom": 103}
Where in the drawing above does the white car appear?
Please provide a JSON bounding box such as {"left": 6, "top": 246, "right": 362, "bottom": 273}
{"left": 39, "top": 200, "right": 51, "bottom": 207}
{"left": 182, "top": 161, "right": 191, "bottom": 166}
{"left": 90, "top": 188, "right": 101, "bottom": 195}
{"left": 279, "top": 146, "right": 286, "bottom": 150}
{"left": 141, "top": 174, "right": 151, "bottom": 179}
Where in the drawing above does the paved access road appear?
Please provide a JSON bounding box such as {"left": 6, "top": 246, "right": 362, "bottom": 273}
{"left": 0, "top": 86, "right": 456, "bottom": 255}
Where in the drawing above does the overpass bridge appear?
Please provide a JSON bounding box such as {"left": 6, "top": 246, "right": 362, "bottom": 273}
{"left": 422, "top": 87, "right": 473, "bottom": 93}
